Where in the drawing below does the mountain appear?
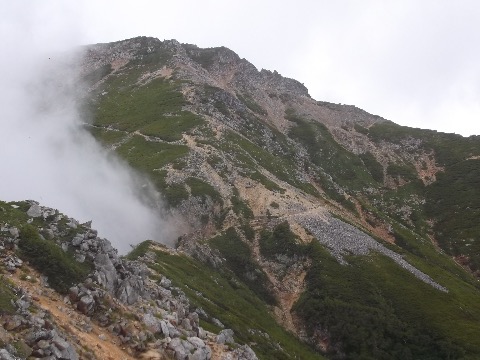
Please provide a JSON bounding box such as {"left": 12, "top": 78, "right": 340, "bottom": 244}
{"left": 2, "top": 36, "right": 480, "bottom": 359}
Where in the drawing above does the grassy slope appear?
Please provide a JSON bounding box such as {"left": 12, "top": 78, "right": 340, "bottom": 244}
{"left": 82, "top": 46, "right": 480, "bottom": 359}
{"left": 0, "top": 201, "right": 92, "bottom": 295}
{"left": 87, "top": 63, "right": 210, "bottom": 207}
{"left": 295, "top": 239, "right": 480, "bottom": 359}
{"left": 128, "top": 243, "right": 325, "bottom": 360}
{"left": 367, "top": 121, "right": 480, "bottom": 272}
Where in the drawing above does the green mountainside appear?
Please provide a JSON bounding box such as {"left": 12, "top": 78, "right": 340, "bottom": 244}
{"left": 78, "top": 37, "right": 480, "bottom": 359}
{"left": 2, "top": 36, "right": 480, "bottom": 359}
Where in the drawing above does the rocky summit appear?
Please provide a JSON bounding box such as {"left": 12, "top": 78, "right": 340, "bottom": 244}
{"left": 2, "top": 36, "right": 480, "bottom": 359}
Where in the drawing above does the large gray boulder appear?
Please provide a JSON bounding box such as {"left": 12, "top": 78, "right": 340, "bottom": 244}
{"left": 143, "top": 313, "right": 162, "bottom": 334}
{"left": 26, "top": 204, "right": 42, "bottom": 218}
{"left": 0, "top": 349, "right": 17, "bottom": 360}
{"left": 116, "top": 275, "right": 143, "bottom": 305}
{"left": 77, "top": 294, "right": 95, "bottom": 315}
{"left": 94, "top": 253, "right": 117, "bottom": 292}
{"left": 216, "top": 329, "right": 234, "bottom": 344}
{"left": 233, "top": 345, "right": 258, "bottom": 360}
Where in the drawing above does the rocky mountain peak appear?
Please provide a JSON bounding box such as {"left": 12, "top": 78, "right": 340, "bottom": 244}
{"left": 3, "top": 36, "right": 480, "bottom": 360}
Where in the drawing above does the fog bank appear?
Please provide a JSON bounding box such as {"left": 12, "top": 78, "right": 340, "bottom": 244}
{"left": 0, "top": 3, "right": 180, "bottom": 253}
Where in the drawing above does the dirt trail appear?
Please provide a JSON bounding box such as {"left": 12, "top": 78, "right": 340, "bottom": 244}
{"left": 11, "top": 268, "right": 136, "bottom": 360}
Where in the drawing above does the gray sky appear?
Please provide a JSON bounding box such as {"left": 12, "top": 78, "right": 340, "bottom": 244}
{"left": 4, "top": 1, "right": 480, "bottom": 135}
{"left": 73, "top": 0, "right": 480, "bottom": 136}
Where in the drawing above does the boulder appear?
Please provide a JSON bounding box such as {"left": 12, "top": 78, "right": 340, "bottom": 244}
{"left": 94, "top": 253, "right": 117, "bottom": 292}
{"left": 3, "top": 315, "right": 23, "bottom": 331}
{"left": 24, "top": 329, "right": 52, "bottom": 345}
{"left": 77, "top": 294, "right": 95, "bottom": 315}
{"left": 143, "top": 313, "right": 162, "bottom": 334}
{"left": 216, "top": 329, "right": 234, "bottom": 344}
{"left": 116, "top": 275, "right": 143, "bottom": 305}
{"left": 160, "top": 321, "right": 170, "bottom": 337}
{"left": 71, "top": 235, "right": 83, "bottom": 246}
{"left": 26, "top": 204, "right": 42, "bottom": 218}
{"left": 187, "top": 336, "right": 205, "bottom": 348}
{"left": 0, "top": 349, "right": 16, "bottom": 360}
{"left": 233, "top": 345, "right": 258, "bottom": 360}
{"left": 8, "top": 227, "right": 19, "bottom": 238}
{"left": 189, "top": 346, "right": 212, "bottom": 360}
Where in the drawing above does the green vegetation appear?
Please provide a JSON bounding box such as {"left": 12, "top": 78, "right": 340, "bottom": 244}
{"left": 366, "top": 120, "right": 480, "bottom": 272}
{"left": 186, "top": 177, "right": 223, "bottom": 205}
{"left": 89, "top": 68, "right": 196, "bottom": 208}
{"left": 314, "top": 173, "right": 356, "bottom": 213}
{"left": 202, "top": 85, "right": 230, "bottom": 116}
{"left": 140, "top": 112, "right": 203, "bottom": 142}
{"left": 87, "top": 127, "right": 127, "bottom": 146}
{"left": 224, "top": 131, "right": 318, "bottom": 196}
{"left": 248, "top": 171, "right": 285, "bottom": 193}
{"left": 83, "top": 45, "right": 480, "bottom": 359}
{"left": 269, "top": 201, "right": 279, "bottom": 209}
{"left": 93, "top": 76, "right": 187, "bottom": 132}
{"left": 237, "top": 93, "right": 267, "bottom": 116}
{"left": 153, "top": 171, "right": 189, "bottom": 207}
{"left": 125, "top": 240, "right": 155, "bottom": 260}
{"left": 18, "top": 225, "right": 91, "bottom": 294}
{"left": 387, "top": 163, "right": 418, "bottom": 182}
{"left": 231, "top": 189, "right": 254, "bottom": 219}
{"left": 259, "top": 222, "right": 306, "bottom": 261}
{"left": 359, "top": 152, "right": 384, "bottom": 183}
{"left": 240, "top": 223, "right": 255, "bottom": 241}
{"left": 128, "top": 39, "right": 173, "bottom": 67}
{"left": 130, "top": 243, "right": 324, "bottom": 360}
{"left": 83, "top": 64, "right": 113, "bottom": 85}
{"left": 353, "top": 123, "right": 369, "bottom": 135}
{"left": 295, "top": 239, "right": 480, "bottom": 359}
{"left": 186, "top": 47, "right": 217, "bottom": 69}
{"left": 367, "top": 121, "right": 431, "bottom": 146}
{"left": 287, "top": 110, "right": 376, "bottom": 190}
{"left": 0, "top": 201, "right": 29, "bottom": 227}
{"left": 116, "top": 135, "right": 189, "bottom": 173}
{"left": 210, "top": 228, "right": 275, "bottom": 305}
{"left": 426, "top": 159, "right": 480, "bottom": 271}
{"left": 0, "top": 277, "right": 17, "bottom": 315}
{"left": 367, "top": 121, "right": 480, "bottom": 166}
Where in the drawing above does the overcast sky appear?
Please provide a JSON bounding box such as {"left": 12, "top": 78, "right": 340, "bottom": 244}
{"left": 3, "top": 1, "right": 480, "bottom": 135}
{"left": 72, "top": 0, "right": 480, "bottom": 136}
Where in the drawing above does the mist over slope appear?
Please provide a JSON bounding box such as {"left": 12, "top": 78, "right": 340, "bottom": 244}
{"left": 0, "top": 29, "right": 178, "bottom": 254}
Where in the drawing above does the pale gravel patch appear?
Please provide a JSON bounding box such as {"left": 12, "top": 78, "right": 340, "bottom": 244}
{"left": 294, "top": 213, "right": 448, "bottom": 292}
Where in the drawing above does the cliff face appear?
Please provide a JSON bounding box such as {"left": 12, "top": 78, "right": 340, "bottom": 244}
{"left": 2, "top": 36, "right": 480, "bottom": 360}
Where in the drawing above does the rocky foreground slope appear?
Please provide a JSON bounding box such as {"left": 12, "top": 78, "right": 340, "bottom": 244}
{"left": 0, "top": 201, "right": 259, "bottom": 360}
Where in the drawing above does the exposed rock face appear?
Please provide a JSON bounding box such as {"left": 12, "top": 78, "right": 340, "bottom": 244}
{"left": 216, "top": 329, "right": 234, "bottom": 344}
{"left": 0, "top": 287, "right": 79, "bottom": 360}
{"left": 26, "top": 204, "right": 42, "bottom": 218}
{"left": 0, "top": 201, "right": 258, "bottom": 360}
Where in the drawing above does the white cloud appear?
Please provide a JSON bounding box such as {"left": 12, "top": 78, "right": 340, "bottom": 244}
{"left": 0, "top": 1, "right": 180, "bottom": 253}
{"left": 291, "top": 1, "right": 480, "bottom": 135}
{"left": 69, "top": 0, "right": 480, "bottom": 135}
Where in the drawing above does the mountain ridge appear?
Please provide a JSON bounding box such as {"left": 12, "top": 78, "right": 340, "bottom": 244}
{"left": 1, "top": 36, "right": 480, "bottom": 359}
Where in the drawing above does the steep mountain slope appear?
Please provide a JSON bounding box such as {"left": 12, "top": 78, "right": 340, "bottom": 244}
{"left": 76, "top": 36, "right": 480, "bottom": 359}
{"left": 2, "top": 200, "right": 306, "bottom": 359}
{"left": 2, "top": 36, "right": 480, "bottom": 359}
